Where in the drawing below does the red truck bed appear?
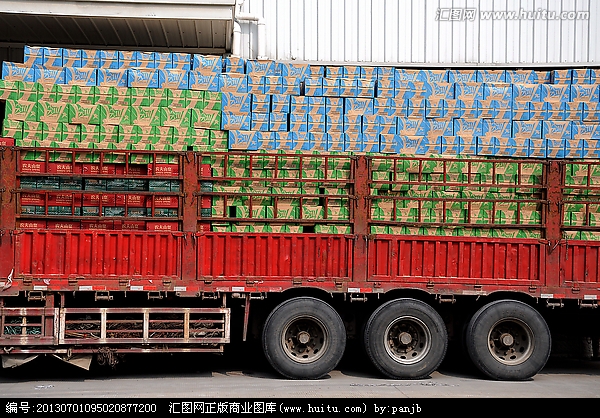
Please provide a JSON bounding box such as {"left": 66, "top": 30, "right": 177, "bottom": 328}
{"left": 1, "top": 148, "right": 599, "bottom": 301}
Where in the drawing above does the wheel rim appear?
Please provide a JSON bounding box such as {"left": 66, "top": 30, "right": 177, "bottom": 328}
{"left": 487, "top": 318, "right": 535, "bottom": 366}
{"left": 281, "top": 316, "right": 328, "bottom": 364}
{"left": 384, "top": 315, "right": 432, "bottom": 365}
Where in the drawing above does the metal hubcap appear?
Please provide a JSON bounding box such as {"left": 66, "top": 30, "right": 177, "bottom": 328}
{"left": 385, "top": 316, "right": 431, "bottom": 365}
{"left": 399, "top": 331, "right": 413, "bottom": 345}
{"left": 297, "top": 331, "right": 311, "bottom": 344}
{"left": 500, "top": 333, "right": 515, "bottom": 347}
{"left": 282, "top": 317, "right": 328, "bottom": 364}
{"left": 488, "top": 319, "right": 534, "bottom": 365}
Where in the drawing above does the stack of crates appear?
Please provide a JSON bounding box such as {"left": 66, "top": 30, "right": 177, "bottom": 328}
{"left": 16, "top": 151, "right": 181, "bottom": 231}
{"left": 2, "top": 45, "right": 600, "bottom": 237}
{"left": 225, "top": 64, "right": 599, "bottom": 159}
{"left": 369, "top": 157, "right": 545, "bottom": 238}
{"left": 200, "top": 153, "right": 353, "bottom": 233}
{"left": 2, "top": 46, "right": 598, "bottom": 159}
{"left": 0, "top": 46, "right": 227, "bottom": 153}
{"left": 562, "top": 162, "right": 600, "bottom": 240}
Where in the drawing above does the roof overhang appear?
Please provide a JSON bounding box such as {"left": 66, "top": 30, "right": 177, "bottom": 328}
{"left": 0, "top": 0, "right": 235, "bottom": 53}
{"left": 0, "top": 0, "right": 234, "bottom": 20}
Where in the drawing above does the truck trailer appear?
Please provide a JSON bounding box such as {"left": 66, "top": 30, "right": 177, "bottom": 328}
{"left": 0, "top": 9, "right": 599, "bottom": 379}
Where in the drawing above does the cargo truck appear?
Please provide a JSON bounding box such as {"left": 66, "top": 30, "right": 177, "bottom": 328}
{"left": 0, "top": 44, "right": 600, "bottom": 382}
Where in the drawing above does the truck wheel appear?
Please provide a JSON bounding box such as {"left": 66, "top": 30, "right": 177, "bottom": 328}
{"left": 363, "top": 298, "right": 448, "bottom": 379}
{"left": 466, "top": 300, "right": 551, "bottom": 381}
{"left": 261, "top": 297, "right": 346, "bottom": 379}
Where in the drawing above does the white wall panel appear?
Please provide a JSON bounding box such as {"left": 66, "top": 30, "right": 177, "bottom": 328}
{"left": 238, "top": 0, "right": 599, "bottom": 65}
{"left": 589, "top": 0, "right": 599, "bottom": 65}
{"left": 532, "top": 0, "right": 549, "bottom": 63}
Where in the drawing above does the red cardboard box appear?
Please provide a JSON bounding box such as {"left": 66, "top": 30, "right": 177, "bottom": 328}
{"left": 17, "top": 220, "right": 47, "bottom": 229}
{"left": 20, "top": 160, "right": 46, "bottom": 173}
{"left": 81, "top": 220, "right": 115, "bottom": 230}
{"left": 126, "top": 194, "right": 147, "bottom": 207}
{"left": 146, "top": 195, "right": 179, "bottom": 208}
{"left": 82, "top": 163, "right": 118, "bottom": 175}
{"left": 20, "top": 193, "right": 46, "bottom": 205}
{"left": 83, "top": 193, "right": 125, "bottom": 206}
{"left": 198, "top": 222, "right": 211, "bottom": 232}
{"left": 0, "top": 137, "right": 15, "bottom": 146}
{"left": 148, "top": 163, "right": 180, "bottom": 176}
{"left": 115, "top": 220, "right": 146, "bottom": 230}
{"left": 146, "top": 221, "right": 179, "bottom": 231}
{"left": 48, "top": 192, "right": 83, "bottom": 206}
{"left": 47, "top": 162, "right": 82, "bottom": 174}
{"left": 48, "top": 221, "right": 81, "bottom": 230}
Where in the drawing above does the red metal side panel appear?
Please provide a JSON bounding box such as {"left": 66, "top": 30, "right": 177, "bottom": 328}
{"left": 0, "top": 148, "right": 17, "bottom": 285}
{"left": 16, "top": 230, "right": 181, "bottom": 280}
{"left": 560, "top": 241, "right": 600, "bottom": 291}
{"left": 368, "top": 235, "right": 546, "bottom": 286}
{"left": 196, "top": 233, "right": 353, "bottom": 282}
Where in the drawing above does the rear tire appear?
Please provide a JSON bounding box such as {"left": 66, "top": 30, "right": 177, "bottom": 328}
{"left": 364, "top": 298, "right": 448, "bottom": 379}
{"left": 466, "top": 300, "right": 551, "bottom": 381}
{"left": 262, "top": 297, "right": 346, "bottom": 379}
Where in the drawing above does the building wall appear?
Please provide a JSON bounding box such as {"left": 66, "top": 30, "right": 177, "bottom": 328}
{"left": 237, "top": 0, "right": 599, "bottom": 66}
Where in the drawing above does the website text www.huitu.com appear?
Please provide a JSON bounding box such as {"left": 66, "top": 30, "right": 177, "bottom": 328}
{"left": 436, "top": 8, "right": 589, "bottom": 21}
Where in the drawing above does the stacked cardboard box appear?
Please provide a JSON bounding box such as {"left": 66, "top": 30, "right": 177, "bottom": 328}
{"left": 3, "top": 46, "right": 600, "bottom": 237}
{"left": 369, "top": 157, "right": 545, "bottom": 238}
{"left": 4, "top": 47, "right": 599, "bottom": 159}
{"left": 17, "top": 155, "right": 181, "bottom": 230}
{"left": 1, "top": 47, "right": 225, "bottom": 154}
{"left": 202, "top": 153, "right": 353, "bottom": 232}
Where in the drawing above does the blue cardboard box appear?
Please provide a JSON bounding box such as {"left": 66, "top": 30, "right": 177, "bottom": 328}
{"left": 251, "top": 94, "right": 270, "bottom": 113}
{"left": 281, "top": 77, "right": 301, "bottom": 95}
{"left": 570, "top": 84, "right": 600, "bottom": 102}
{"left": 448, "top": 70, "right": 477, "bottom": 83}
{"left": 543, "top": 121, "right": 572, "bottom": 139}
{"left": 357, "top": 78, "right": 376, "bottom": 97}
{"left": 572, "top": 122, "right": 600, "bottom": 139}
{"left": 339, "top": 78, "right": 358, "bottom": 97}
{"left": 454, "top": 83, "right": 485, "bottom": 101}
{"left": 512, "top": 84, "right": 545, "bottom": 102}
{"left": 512, "top": 121, "right": 543, "bottom": 139}
{"left": 228, "top": 130, "right": 258, "bottom": 150}
{"left": 271, "top": 94, "right": 290, "bottom": 113}
{"left": 64, "top": 67, "right": 97, "bottom": 86}
{"left": 481, "top": 119, "right": 512, "bottom": 138}
{"left": 255, "top": 131, "right": 278, "bottom": 151}
{"left": 542, "top": 84, "right": 570, "bottom": 102}
{"left": 246, "top": 60, "right": 277, "bottom": 76}
{"left": 289, "top": 113, "right": 308, "bottom": 132}
{"left": 453, "top": 119, "right": 483, "bottom": 137}
{"left": 127, "top": 69, "right": 162, "bottom": 88}
{"left": 344, "top": 98, "right": 374, "bottom": 116}
{"left": 222, "top": 92, "right": 252, "bottom": 113}
{"left": 280, "top": 63, "right": 310, "bottom": 78}
{"left": 192, "top": 54, "right": 222, "bottom": 73}
{"left": 304, "top": 77, "right": 324, "bottom": 96}
{"left": 264, "top": 76, "right": 283, "bottom": 95}
{"left": 218, "top": 74, "right": 248, "bottom": 93}
{"left": 160, "top": 69, "right": 190, "bottom": 90}
{"left": 476, "top": 70, "right": 506, "bottom": 83}
{"left": 189, "top": 72, "right": 219, "bottom": 91}
{"left": 251, "top": 112, "right": 270, "bottom": 131}
{"left": 269, "top": 112, "right": 288, "bottom": 132}
{"left": 2, "top": 62, "right": 37, "bottom": 83}
{"left": 397, "top": 118, "right": 429, "bottom": 136}
{"left": 290, "top": 96, "right": 308, "bottom": 114}
{"left": 221, "top": 112, "right": 251, "bottom": 130}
